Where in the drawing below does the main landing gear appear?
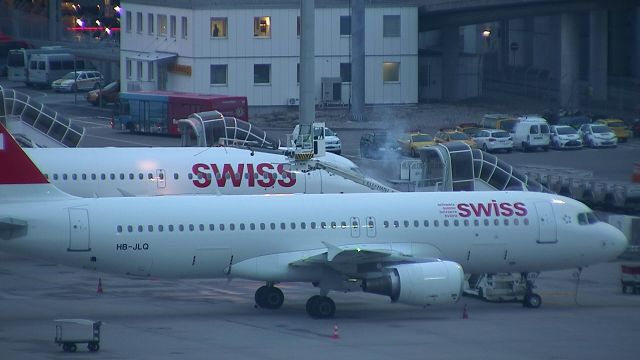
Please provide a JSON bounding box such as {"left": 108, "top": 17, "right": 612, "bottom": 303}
{"left": 254, "top": 283, "right": 284, "bottom": 310}
{"left": 253, "top": 283, "right": 337, "bottom": 318}
{"left": 522, "top": 272, "right": 542, "bottom": 308}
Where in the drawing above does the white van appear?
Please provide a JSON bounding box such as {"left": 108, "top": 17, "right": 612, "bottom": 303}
{"left": 510, "top": 115, "right": 551, "bottom": 152}
{"left": 27, "top": 53, "right": 88, "bottom": 88}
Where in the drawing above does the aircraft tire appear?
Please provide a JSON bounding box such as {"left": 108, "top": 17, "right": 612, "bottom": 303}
{"left": 523, "top": 293, "right": 542, "bottom": 308}
{"left": 263, "top": 287, "right": 284, "bottom": 309}
{"left": 306, "top": 296, "right": 335, "bottom": 319}
{"left": 254, "top": 286, "right": 268, "bottom": 308}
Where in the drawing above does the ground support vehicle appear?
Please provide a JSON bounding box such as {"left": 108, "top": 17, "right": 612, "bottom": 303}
{"left": 465, "top": 273, "right": 541, "bottom": 307}
{"left": 621, "top": 265, "right": 640, "bottom": 294}
{"left": 360, "top": 131, "right": 389, "bottom": 159}
{"left": 510, "top": 116, "right": 551, "bottom": 152}
{"left": 54, "top": 319, "right": 101, "bottom": 353}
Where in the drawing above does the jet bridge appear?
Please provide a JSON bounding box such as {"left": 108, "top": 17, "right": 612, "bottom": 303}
{"left": 179, "top": 111, "right": 280, "bottom": 150}
{"left": 416, "top": 142, "right": 549, "bottom": 193}
{"left": 0, "top": 85, "right": 84, "bottom": 147}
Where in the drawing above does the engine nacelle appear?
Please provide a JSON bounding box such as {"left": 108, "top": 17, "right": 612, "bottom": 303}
{"left": 362, "top": 261, "right": 464, "bottom": 306}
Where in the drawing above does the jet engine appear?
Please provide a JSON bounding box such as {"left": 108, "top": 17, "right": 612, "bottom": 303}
{"left": 362, "top": 261, "right": 464, "bottom": 306}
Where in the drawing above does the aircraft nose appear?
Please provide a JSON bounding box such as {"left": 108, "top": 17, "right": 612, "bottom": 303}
{"left": 606, "top": 224, "right": 629, "bottom": 259}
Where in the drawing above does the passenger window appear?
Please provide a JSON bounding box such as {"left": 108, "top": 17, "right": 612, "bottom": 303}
{"left": 434, "top": 220, "right": 439, "bottom": 227}
{"left": 463, "top": 219, "right": 469, "bottom": 226}
{"left": 138, "top": 225, "right": 143, "bottom": 232}
{"left": 148, "top": 173, "right": 153, "bottom": 179}
{"left": 423, "top": 220, "right": 429, "bottom": 227}
{"left": 301, "top": 222, "right": 306, "bottom": 230}
{"left": 291, "top": 222, "right": 296, "bottom": 230}
{"left": 368, "top": 220, "right": 374, "bottom": 228}
{"left": 148, "top": 225, "right": 153, "bottom": 232}
{"left": 260, "top": 223, "right": 265, "bottom": 230}
{"left": 229, "top": 224, "right": 235, "bottom": 231}
{"left": 158, "top": 225, "right": 164, "bottom": 232}
{"left": 503, "top": 219, "right": 509, "bottom": 226}
{"left": 199, "top": 224, "right": 205, "bottom": 231}
{"left": 250, "top": 223, "right": 255, "bottom": 230}
{"left": 483, "top": 219, "right": 489, "bottom": 226}
{"left": 127, "top": 225, "right": 133, "bottom": 232}
{"left": 270, "top": 223, "right": 276, "bottom": 230}
{"left": 393, "top": 220, "right": 399, "bottom": 228}
{"left": 110, "top": 174, "right": 115, "bottom": 180}
{"left": 341, "top": 221, "right": 347, "bottom": 228}
{"left": 179, "top": 224, "right": 185, "bottom": 231}
{"left": 281, "top": 223, "right": 286, "bottom": 230}
{"left": 454, "top": 219, "right": 460, "bottom": 227}
{"left": 101, "top": 174, "right": 106, "bottom": 180}
{"left": 120, "top": 173, "right": 125, "bottom": 180}
{"left": 72, "top": 174, "right": 77, "bottom": 180}
{"left": 220, "top": 224, "right": 225, "bottom": 231}
{"left": 514, "top": 218, "right": 519, "bottom": 226}
{"left": 403, "top": 220, "right": 409, "bottom": 228}
{"left": 331, "top": 221, "right": 337, "bottom": 229}
{"left": 474, "top": 219, "right": 479, "bottom": 226}
{"left": 188, "top": 173, "right": 193, "bottom": 180}
{"left": 82, "top": 174, "right": 87, "bottom": 180}
{"left": 494, "top": 219, "right": 499, "bottom": 226}
{"left": 174, "top": 173, "right": 179, "bottom": 180}
{"left": 129, "top": 173, "right": 134, "bottom": 180}
{"left": 139, "top": 173, "right": 144, "bottom": 180}
{"left": 63, "top": 174, "right": 68, "bottom": 180}
{"left": 168, "top": 225, "right": 174, "bottom": 232}
{"left": 240, "top": 223, "right": 245, "bottom": 230}
{"left": 53, "top": 174, "right": 58, "bottom": 180}
{"left": 524, "top": 218, "right": 530, "bottom": 225}
{"left": 444, "top": 220, "right": 449, "bottom": 227}
{"left": 321, "top": 222, "right": 327, "bottom": 229}
{"left": 311, "top": 222, "right": 317, "bottom": 229}
{"left": 117, "top": 225, "right": 123, "bottom": 233}
{"left": 91, "top": 174, "right": 96, "bottom": 180}
{"left": 210, "top": 224, "right": 215, "bottom": 231}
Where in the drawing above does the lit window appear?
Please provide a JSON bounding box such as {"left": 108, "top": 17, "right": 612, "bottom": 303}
{"left": 210, "top": 64, "right": 227, "bottom": 85}
{"left": 148, "top": 13, "right": 154, "bottom": 34}
{"left": 383, "top": 62, "right": 400, "bottom": 82}
{"left": 158, "top": 15, "right": 167, "bottom": 36}
{"left": 170, "top": 15, "right": 176, "bottom": 37}
{"left": 254, "top": 64, "right": 271, "bottom": 84}
{"left": 254, "top": 16, "right": 271, "bottom": 37}
{"left": 339, "top": 16, "right": 350, "bottom": 36}
{"left": 340, "top": 63, "right": 351, "bottom": 82}
{"left": 383, "top": 15, "right": 400, "bottom": 37}
{"left": 136, "top": 12, "right": 143, "bottom": 33}
{"left": 210, "top": 17, "right": 227, "bottom": 38}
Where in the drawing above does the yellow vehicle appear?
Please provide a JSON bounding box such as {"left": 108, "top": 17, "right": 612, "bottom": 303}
{"left": 480, "top": 114, "right": 518, "bottom": 132}
{"left": 397, "top": 132, "right": 436, "bottom": 157}
{"left": 434, "top": 129, "right": 477, "bottom": 148}
{"left": 595, "top": 119, "right": 631, "bottom": 142}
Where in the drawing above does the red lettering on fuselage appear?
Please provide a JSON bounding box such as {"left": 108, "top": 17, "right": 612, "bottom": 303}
{"left": 191, "top": 162, "right": 297, "bottom": 188}
{"left": 456, "top": 201, "right": 528, "bottom": 217}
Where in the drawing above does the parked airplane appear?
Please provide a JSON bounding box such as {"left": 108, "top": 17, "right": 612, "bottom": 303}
{"left": 23, "top": 146, "right": 391, "bottom": 197}
{"left": 0, "top": 124, "right": 628, "bottom": 318}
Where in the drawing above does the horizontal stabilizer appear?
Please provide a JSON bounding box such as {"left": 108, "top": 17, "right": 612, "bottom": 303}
{"left": 0, "top": 218, "right": 27, "bottom": 240}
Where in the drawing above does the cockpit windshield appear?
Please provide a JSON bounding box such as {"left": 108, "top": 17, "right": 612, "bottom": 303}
{"left": 577, "top": 212, "right": 599, "bottom": 225}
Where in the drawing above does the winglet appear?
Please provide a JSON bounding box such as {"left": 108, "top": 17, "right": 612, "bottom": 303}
{"left": 0, "top": 122, "right": 48, "bottom": 185}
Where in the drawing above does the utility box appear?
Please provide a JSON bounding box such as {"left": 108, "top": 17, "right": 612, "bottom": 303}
{"left": 321, "top": 77, "right": 342, "bottom": 103}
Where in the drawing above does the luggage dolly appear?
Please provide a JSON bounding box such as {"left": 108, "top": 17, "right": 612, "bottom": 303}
{"left": 54, "top": 319, "right": 101, "bottom": 353}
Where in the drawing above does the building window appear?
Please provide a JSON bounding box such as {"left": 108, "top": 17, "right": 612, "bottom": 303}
{"left": 383, "top": 15, "right": 400, "bottom": 37}
{"left": 181, "top": 16, "right": 188, "bottom": 38}
{"left": 158, "top": 14, "right": 167, "bottom": 36}
{"left": 126, "top": 11, "right": 132, "bottom": 32}
{"left": 296, "top": 63, "right": 299, "bottom": 83}
{"left": 254, "top": 16, "right": 271, "bottom": 37}
{"left": 136, "top": 61, "right": 142, "bottom": 80}
{"left": 339, "top": 16, "right": 350, "bottom": 36}
{"left": 211, "top": 17, "right": 227, "bottom": 38}
{"left": 148, "top": 13, "right": 154, "bottom": 34}
{"left": 126, "top": 59, "right": 131, "bottom": 78}
{"left": 148, "top": 61, "right": 154, "bottom": 80}
{"left": 340, "top": 62, "right": 351, "bottom": 82}
{"left": 170, "top": 15, "right": 176, "bottom": 37}
{"left": 136, "top": 12, "right": 143, "bottom": 33}
{"left": 210, "top": 64, "right": 227, "bottom": 85}
{"left": 254, "top": 64, "right": 270, "bottom": 84}
{"left": 383, "top": 62, "right": 400, "bottom": 82}
{"left": 296, "top": 16, "right": 300, "bottom": 37}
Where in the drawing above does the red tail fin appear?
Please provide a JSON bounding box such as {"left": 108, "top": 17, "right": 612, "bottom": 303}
{"left": 0, "top": 122, "right": 48, "bottom": 185}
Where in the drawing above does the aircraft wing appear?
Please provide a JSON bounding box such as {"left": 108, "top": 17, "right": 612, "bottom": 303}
{"left": 289, "top": 241, "right": 428, "bottom": 267}
{"left": 0, "top": 218, "right": 27, "bottom": 240}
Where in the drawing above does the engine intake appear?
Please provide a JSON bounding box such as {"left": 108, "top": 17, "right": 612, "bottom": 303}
{"left": 362, "top": 261, "right": 464, "bottom": 306}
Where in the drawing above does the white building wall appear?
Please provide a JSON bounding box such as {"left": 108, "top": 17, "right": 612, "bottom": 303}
{"left": 121, "top": 2, "right": 418, "bottom": 106}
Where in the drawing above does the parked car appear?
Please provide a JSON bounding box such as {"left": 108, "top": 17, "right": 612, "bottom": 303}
{"left": 52, "top": 70, "right": 103, "bottom": 92}
{"left": 86, "top": 80, "right": 120, "bottom": 106}
{"left": 473, "top": 129, "right": 513, "bottom": 153}
{"left": 510, "top": 115, "right": 551, "bottom": 152}
{"left": 595, "top": 118, "right": 631, "bottom": 142}
{"left": 457, "top": 122, "right": 482, "bottom": 137}
{"left": 549, "top": 125, "right": 582, "bottom": 149}
{"left": 397, "top": 132, "right": 436, "bottom": 157}
{"left": 578, "top": 123, "right": 617, "bottom": 148}
{"left": 434, "top": 129, "right": 477, "bottom": 148}
{"left": 292, "top": 123, "right": 342, "bottom": 154}
{"left": 480, "top": 113, "right": 518, "bottom": 131}
{"left": 360, "top": 131, "right": 390, "bottom": 159}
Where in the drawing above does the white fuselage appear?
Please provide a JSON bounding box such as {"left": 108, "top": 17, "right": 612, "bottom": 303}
{"left": 0, "top": 190, "right": 627, "bottom": 282}
{"left": 24, "top": 147, "right": 378, "bottom": 196}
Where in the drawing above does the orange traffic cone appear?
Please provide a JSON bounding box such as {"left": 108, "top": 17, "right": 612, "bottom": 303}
{"left": 462, "top": 304, "right": 469, "bottom": 319}
{"left": 331, "top": 325, "right": 340, "bottom": 339}
{"left": 97, "top": 278, "right": 104, "bottom": 294}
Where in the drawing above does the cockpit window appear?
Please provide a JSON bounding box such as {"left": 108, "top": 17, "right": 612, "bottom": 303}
{"left": 578, "top": 212, "right": 599, "bottom": 225}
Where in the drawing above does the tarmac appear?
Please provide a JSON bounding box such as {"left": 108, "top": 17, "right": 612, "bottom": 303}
{"left": 1, "top": 251, "right": 639, "bottom": 360}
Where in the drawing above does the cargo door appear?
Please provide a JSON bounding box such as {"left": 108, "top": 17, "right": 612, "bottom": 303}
{"left": 535, "top": 201, "right": 557, "bottom": 244}
{"left": 68, "top": 208, "right": 90, "bottom": 251}
{"left": 191, "top": 247, "right": 233, "bottom": 277}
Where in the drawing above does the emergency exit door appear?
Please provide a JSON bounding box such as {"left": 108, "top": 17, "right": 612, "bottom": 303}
{"left": 68, "top": 208, "right": 90, "bottom": 251}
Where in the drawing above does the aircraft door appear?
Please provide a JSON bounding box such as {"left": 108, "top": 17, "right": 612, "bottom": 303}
{"left": 365, "top": 216, "right": 376, "bottom": 238}
{"left": 68, "top": 208, "right": 90, "bottom": 251}
{"left": 534, "top": 201, "right": 557, "bottom": 243}
{"left": 350, "top": 217, "right": 360, "bottom": 238}
{"left": 156, "top": 169, "right": 166, "bottom": 189}
{"left": 191, "top": 247, "right": 233, "bottom": 277}
{"left": 304, "top": 169, "right": 322, "bottom": 194}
